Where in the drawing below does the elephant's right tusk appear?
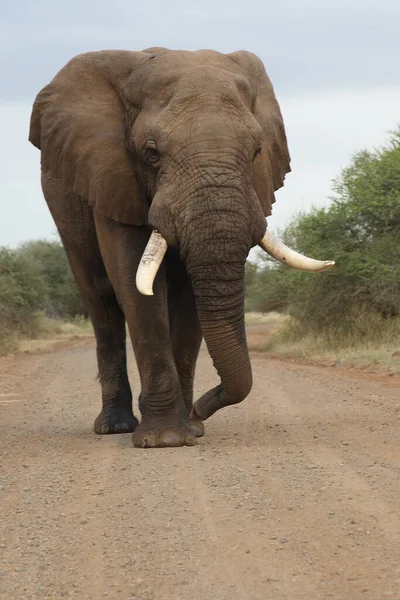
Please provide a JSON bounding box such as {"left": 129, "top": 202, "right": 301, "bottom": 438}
{"left": 136, "top": 230, "right": 168, "bottom": 296}
{"left": 259, "top": 230, "right": 335, "bottom": 272}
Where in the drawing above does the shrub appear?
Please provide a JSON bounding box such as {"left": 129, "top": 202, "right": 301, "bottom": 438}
{"left": 0, "top": 239, "right": 85, "bottom": 353}
{"left": 245, "top": 127, "right": 400, "bottom": 343}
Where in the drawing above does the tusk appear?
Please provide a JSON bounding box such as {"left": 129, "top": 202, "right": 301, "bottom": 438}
{"left": 136, "top": 230, "right": 168, "bottom": 296}
{"left": 259, "top": 230, "right": 335, "bottom": 272}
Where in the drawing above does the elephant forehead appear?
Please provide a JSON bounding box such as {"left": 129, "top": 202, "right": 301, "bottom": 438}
{"left": 144, "top": 48, "right": 241, "bottom": 75}
{"left": 137, "top": 53, "right": 252, "bottom": 107}
{"left": 177, "top": 67, "right": 251, "bottom": 103}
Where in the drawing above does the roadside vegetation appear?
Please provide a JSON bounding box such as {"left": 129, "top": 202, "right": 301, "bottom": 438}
{"left": 0, "top": 239, "right": 91, "bottom": 354}
{"left": 245, "top": 128, "right": 400, "bottom": 371}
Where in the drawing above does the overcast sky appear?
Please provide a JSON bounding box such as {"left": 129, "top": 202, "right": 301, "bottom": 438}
{"left": 1, "top": 0, "right": 399, "bottom": 246}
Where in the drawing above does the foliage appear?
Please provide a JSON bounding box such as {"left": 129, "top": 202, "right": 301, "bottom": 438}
{"left": 17, "top": 240, "right": 85, "bottom": 318}
{"left": 0, "top": 239, "right": 85, "bottom": 353}
{"left": 246, "top": 128, "right": 400, "bottom": 344}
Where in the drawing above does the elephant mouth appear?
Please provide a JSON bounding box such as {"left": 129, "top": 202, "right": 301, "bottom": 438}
{"left": 135, "top": 229, "right": 335, "bottom": 296}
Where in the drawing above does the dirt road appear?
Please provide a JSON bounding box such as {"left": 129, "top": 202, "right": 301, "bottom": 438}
{"left": 1, "top": 335, "right": 400, "bottom": 600}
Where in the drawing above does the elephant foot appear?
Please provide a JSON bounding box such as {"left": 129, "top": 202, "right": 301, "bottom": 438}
{"left": 132, "top": 417, "right": 196, "bottom": 448}
{"left": 189, "top": 418, "right": 205, "bottom": 437}
{"left": 191, "top": 384, "right": 225, "bottom": 421}
{"left": 139, "top": 393, "right": 204, "bottom": 438}
{"left": 94, "top": 405, "right": 139, "bottom": 434}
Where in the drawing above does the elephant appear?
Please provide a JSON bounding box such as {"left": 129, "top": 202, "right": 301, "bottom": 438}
{"left": 29, "top": 47, "right": 334, "bottom": 448}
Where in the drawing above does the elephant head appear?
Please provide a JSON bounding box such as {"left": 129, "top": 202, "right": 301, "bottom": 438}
{"left": 29, "top": 48, "right": 333, "bottom": 420}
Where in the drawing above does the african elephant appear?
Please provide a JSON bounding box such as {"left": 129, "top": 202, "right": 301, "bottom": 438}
{"left": 29, "top": 47, "right": 334, "bottom": 448}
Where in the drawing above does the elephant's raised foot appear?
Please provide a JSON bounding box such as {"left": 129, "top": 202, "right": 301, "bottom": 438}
{"left": 94, "top": 406, "right": 139, "bottom": 434}
{"left": 132, "top": 418, "right": 197, "bottom": 448}
{"left": 189, "top": 418, "right": 205, "bottom": 437}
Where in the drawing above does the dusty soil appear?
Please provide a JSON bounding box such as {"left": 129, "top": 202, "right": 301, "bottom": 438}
{"left": 1, "top": 332, "right": 400, "bottom": 600}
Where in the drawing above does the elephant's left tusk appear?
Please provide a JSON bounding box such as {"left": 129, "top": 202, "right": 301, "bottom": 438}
{"left": 259, "top": 230, "right": 335, "bottom": 272}
{"left": 136, "top": 230, "right": 168, "bottom": 296}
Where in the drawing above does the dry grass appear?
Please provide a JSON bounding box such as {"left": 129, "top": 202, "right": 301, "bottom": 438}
{"left": 263, "top": 314, "right": 400, "bottom": 373}
{"left": 245, "top": 312, "right": 288, "bottom": 352}
{"left": 2, "top": 314, "right": 93, "bottom": 356}
{"left": 245, "top": 312, "right": 288, "bottom": 326}
{"left": 267, "top": 335, "right": 400, "bottom": 372}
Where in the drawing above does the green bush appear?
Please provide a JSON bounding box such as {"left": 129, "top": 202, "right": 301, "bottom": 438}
{"left": 17, "top": 240, "right": 85, "bottom": 318}
{"left": 0, "top": 239, "right": 85, "bottom": 353}
{"left": 246, "top": 128, "right": 400, "bottom": 344}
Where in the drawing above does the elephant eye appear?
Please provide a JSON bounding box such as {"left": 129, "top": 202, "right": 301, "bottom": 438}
{"left": 253, "top": 147, "right": 262, "bottom": 159}
{"left": 145, "top": 147, "right": 161, "bottom": 166}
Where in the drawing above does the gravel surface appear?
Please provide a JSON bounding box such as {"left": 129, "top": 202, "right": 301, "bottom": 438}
{"left": 1, "top": 336, "right": 400, "bottom": 599}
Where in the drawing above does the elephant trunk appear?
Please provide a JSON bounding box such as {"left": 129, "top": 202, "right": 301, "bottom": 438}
{"left": 184, "top": 248, "right": 253, "bottom": 421}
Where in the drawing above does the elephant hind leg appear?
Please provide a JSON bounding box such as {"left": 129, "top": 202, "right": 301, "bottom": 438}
{"left": 68, "top": 253, "right": 138, "bottom": 435}
{"left": 41, "top": 173, "right": 138, "bottom": 434}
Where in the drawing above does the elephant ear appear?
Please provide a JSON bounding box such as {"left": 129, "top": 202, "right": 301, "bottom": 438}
{"left": 227, "top": 51, "right": 291, "bottom": 217}
{"left": 29, "top": 50, "right": 152, "bottom": 225}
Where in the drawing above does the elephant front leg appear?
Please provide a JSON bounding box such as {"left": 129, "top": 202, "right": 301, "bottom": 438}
{"left": 95, "top": 217, "right": 196, "bottom": 448}
{"left": 167, "top": 253, "right": 204, "bottom": 437}
{"left": 130, "top": 319, "right": 197, "bottom": 448}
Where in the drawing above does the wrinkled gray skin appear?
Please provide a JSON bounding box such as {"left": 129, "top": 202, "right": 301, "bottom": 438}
{"left": 29, "top": 47, "right": 291, "bottom": 448}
